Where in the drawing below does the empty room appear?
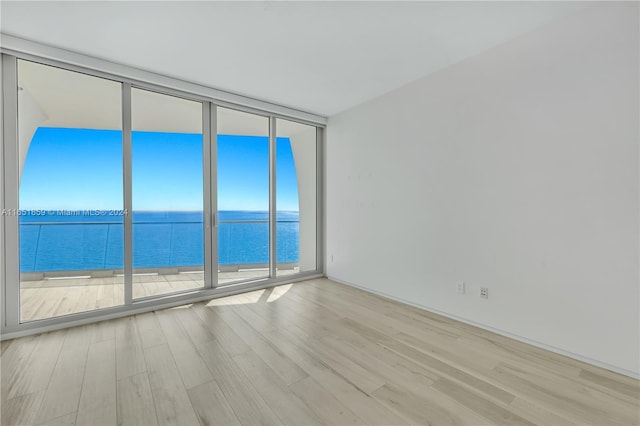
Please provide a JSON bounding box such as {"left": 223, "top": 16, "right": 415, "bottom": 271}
{"left": 0, "top": 1, "right": 638, "bottom": 425}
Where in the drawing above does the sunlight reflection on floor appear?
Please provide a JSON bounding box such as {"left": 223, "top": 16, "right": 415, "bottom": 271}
{"left": 267, "top": 283, "right": 293, "bottom": 303}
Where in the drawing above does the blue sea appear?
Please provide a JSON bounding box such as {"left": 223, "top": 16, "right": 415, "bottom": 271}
{"left": 19, "top": 211, "right": 299, "bottom": 272}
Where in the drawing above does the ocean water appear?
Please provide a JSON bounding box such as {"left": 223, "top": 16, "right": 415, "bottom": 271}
{"left": 19, "top": 211, "right": 299, "bottom": 272}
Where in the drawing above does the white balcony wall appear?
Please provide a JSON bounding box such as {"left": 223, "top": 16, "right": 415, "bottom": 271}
{"left": 288, "top": 124, "right": 316, "bottom": 271}
{"left": 17, "top": 88, "right": 46, "bottom": 182}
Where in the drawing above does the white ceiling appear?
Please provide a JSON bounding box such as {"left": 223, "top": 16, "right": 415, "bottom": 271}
{"left": 1, "top": 1, "right": 587, "bottom": 116}
{"left": 17, "top": 58, "right": 315, "bottom": 136}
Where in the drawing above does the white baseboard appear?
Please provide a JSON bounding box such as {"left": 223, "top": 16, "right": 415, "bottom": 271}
{"left": 326, "top": 275, "right": 640, "bottom": 380}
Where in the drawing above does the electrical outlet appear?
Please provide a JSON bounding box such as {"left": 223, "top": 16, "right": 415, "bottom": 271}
{"left": 456, "top": 281, "right": 465, "bottom": 294}
{"left": 480, "top": 287, "right": 488, "bottom": 299}
{"left": 330, "top": 254, "right": 334, "bottom": 263}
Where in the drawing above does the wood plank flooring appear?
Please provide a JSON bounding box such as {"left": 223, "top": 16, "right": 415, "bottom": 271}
{"left": 1, "top": 278, "right": 638, "bottom": 425}
{"left": 19, "top": 269, "right": 295, "bottom": 323}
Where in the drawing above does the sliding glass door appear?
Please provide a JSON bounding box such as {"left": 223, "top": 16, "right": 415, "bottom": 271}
{"left": 214, "top": 111, "right": 319, "bottom": 284}
{"left": 276, "top": 118, "right": 317, "bottom": 275}
{"left": 131, "top": 88, "right": 205, "bottom": 299}
{"left": 216, "top": 107, "right": 270, "bottom": 285}
{"left": 16, "top": 59, "right": 124, "bottom": 321}
{"left": 5, "top": 54, "right": 322, "bottom": 329}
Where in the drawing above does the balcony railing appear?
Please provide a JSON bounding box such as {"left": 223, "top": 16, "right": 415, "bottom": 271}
{"left": 19, "top": 218, "right": 299, "bottom": 280}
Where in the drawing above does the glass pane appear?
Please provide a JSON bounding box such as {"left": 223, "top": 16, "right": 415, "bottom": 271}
{"left": 131, "top": 88, "right": 204, "bottom": 299}
{"left": 276, "top": 119, "right": 317, "bottom": 275}
{"left": 17, "top": 60, "right": 124, "bottom": 321}
{"left": 217, "top": 107, "right": 270, "bottom": 285}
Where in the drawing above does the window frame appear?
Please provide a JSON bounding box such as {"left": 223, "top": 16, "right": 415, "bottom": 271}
{"left": 0, "top": 45, "right": 325, "bottom": 338}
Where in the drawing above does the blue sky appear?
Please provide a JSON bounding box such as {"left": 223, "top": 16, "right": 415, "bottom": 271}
{"left": 19, "top": 127, "right": 299, "bottom": 211}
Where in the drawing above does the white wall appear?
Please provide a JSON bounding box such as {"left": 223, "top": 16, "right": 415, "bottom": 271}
{"left": 326, "top": 2, "right": 639, "bottom": 376}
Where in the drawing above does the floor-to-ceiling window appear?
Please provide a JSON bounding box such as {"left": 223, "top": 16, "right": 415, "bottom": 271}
{"left": 216, "top": 107, "right": 270, "bottom": 285}
{"left": 2, "top": 52, "right": 323, "bottom": 332}
{"left": 17, "top": 59, "right": 124, "bottom": 321}
{"left": 131, "top": 88, "right": 205, "bottom": 299}
{"left": 276, "top": 118, "right": 317, "bottom": 275}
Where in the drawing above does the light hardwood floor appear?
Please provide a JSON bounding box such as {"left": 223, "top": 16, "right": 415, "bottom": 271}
{"left": 1, "top": 278, "right": 638, "bottom": 425}
{"left": 19, "top": 269, "right": 295, "bottom": 322}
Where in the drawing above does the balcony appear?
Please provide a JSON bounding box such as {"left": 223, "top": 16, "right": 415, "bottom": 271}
{"left": 18, "top": 217, "right": 300, "bottom": 322}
